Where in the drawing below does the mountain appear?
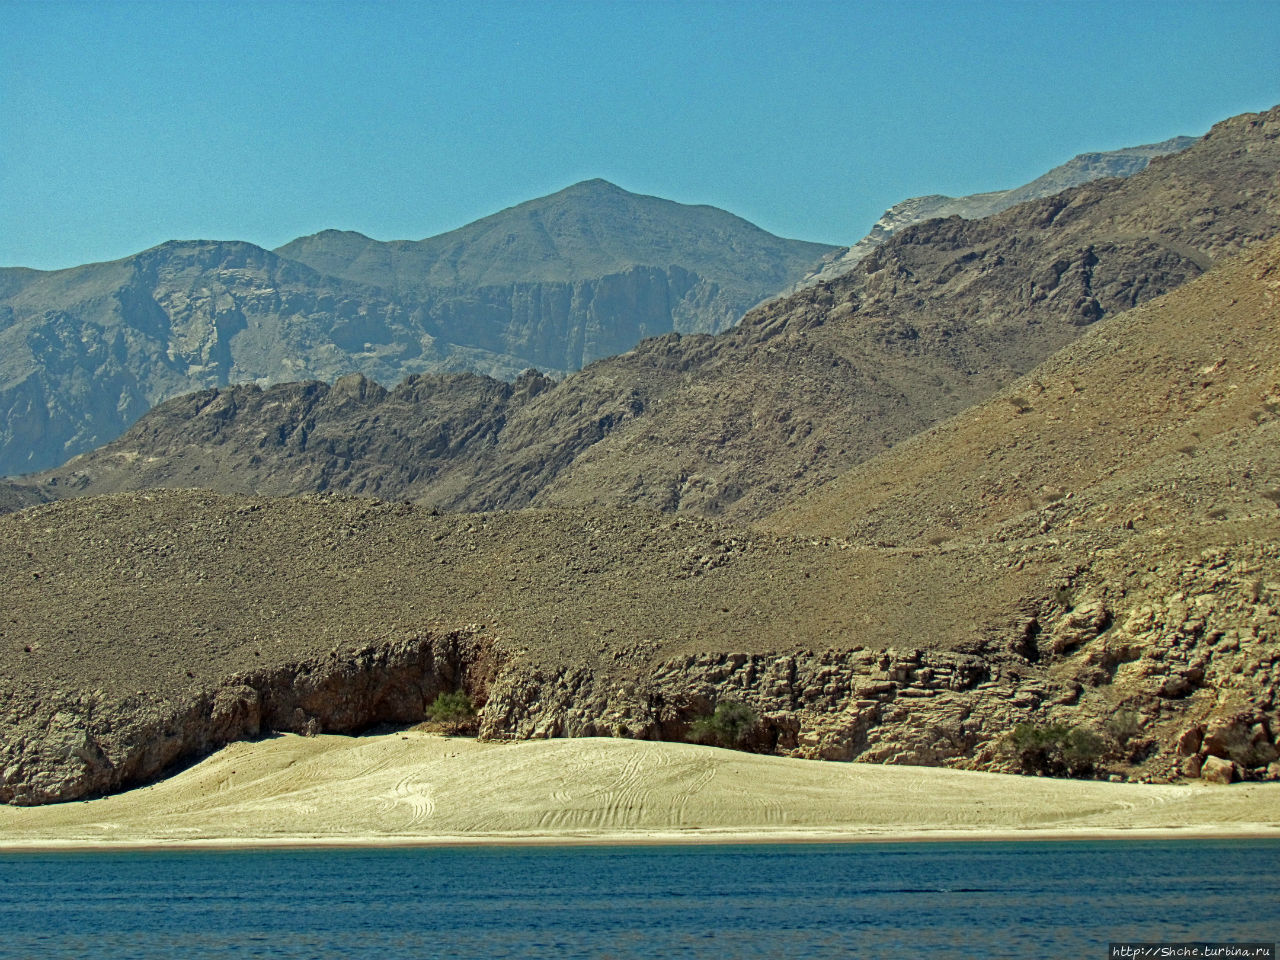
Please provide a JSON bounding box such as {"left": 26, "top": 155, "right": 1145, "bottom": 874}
{"left": 796, "top": 135, "right": 1197, "bottom": 288}
{"left": 29, "top": 106, "right": 1280, "bottom": 521}
{"left": 766, "top": 239, "right": 1280, "bottom": 547}
{"left": 4, "top": 106, "right": 1280, "bottom": 806}
{"left": 273, "top": 179, "right": 836, "bottom": 372}
{"left": 0, "top": 182, "right": 836, "bottom": 477}
{"left": 276, "top": 179, "right": 832, "bottom": 307}
{"left": 762, "top": 232, "right": 1280, "bottom": 780}
{"left": 3, "top": 236, "right": 1278, "bottom": 803}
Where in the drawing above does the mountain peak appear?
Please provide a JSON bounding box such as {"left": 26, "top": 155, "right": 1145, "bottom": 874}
{"left": 559, "top": 178, "right": 626, "bottom": 194}
{"left": 275, "top": 181, "right": 835, "bottom": 293}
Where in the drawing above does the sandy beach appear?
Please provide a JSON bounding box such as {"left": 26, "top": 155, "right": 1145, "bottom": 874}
{"left": 1, "top": 732, "right": 1276, "bottom": 849}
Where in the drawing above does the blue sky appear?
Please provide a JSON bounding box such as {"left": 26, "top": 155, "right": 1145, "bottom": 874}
{"left": 3, "top": 0, "right": 1277, "bottom": 270}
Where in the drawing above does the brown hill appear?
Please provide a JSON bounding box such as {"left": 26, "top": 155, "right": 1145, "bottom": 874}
{"left": 26, "top": 105, "right": 1280, "bottom": 524}
{"left": 765, "top": 235, "right": 1280, "bottom": 545}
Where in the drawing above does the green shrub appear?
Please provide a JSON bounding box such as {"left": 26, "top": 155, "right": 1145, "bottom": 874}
{"left": 687, "top": 701, "right": 758, "bottom": 749}
{"left": 1104, "top": 710, "right": 1142, "bottom": 746}
{"left": 1060, "top": 727, "right": 1105, "bottom": 773}
{"left": 1005, "top": 721, "right": 1105, "bottom": 777}
{"left": 427, "top": 690, "right": 475, "bottom": 735}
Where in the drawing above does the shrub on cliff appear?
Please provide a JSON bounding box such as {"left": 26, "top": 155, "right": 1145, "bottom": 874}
{"left": 687, "top": 701, "right": 758, "bottom": 749}
{"left": 1005, "top": 722, "right": 1104, "bottom": 777}
{"left": 427, "top": 691, "right": 476, "bottom": 735}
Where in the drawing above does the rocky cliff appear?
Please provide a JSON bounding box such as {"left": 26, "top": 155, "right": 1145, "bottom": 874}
{"left": 2, "top": 491, "right": 1274, "bottom": 804}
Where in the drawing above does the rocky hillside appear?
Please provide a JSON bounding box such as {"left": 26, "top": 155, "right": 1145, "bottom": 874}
{"left": 798, "top": 135, "right": 1197, "bottom": 287}
{"left": 28, "top": 106, "right": 1280, "bottom": 523}
{"left": 765, "top": 233, "right": 1280, "bottom": 785}
{"left": 768, "top": 237, "right": 1280, "bottom": 546}
{"left": 0, "top": 182, "right": 834, "bottom": 477}
{"left": 3, "top": 223, "right": 1279, "bottom": 806}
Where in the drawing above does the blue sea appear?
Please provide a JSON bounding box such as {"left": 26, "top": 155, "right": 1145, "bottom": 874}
{"left": 0, "top": 840, "right": 1276, "bottom": 959}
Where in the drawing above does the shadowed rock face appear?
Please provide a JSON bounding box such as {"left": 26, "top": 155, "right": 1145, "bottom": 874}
{"left": 0, "top": 181, "right": 836, "bottom": 477}
{"left": 0, "top": 631, "right": 498, "bottom": 805}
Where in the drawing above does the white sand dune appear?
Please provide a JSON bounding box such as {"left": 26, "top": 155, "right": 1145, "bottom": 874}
{"left": 1, "top": 733, "right": 1277, "bottom": 848}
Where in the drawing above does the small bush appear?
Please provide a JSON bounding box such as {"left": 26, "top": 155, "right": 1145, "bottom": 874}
{"left": 1005, "top": 722, "right": 1105, "bottom": 777}
{"left": 1060, "top": 728, "right": 1105, "bottom": 773}
{"left": 1104, "top": 710, "right": 1142, "bottom": 746}
{"left": 687, "top": 701, "right": 758, "bottom": 749}
{"left": 427, "top": 690, "right": 475, "bottom": 735}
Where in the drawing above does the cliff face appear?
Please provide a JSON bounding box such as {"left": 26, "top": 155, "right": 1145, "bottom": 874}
{"left": 0, "top": 181, "right": 835, "bottom": 477}
{"left": 423, "top": 263, "right": 731, "bottom": 371}
{"left": 0, "top": 241, "right": 422, "bottom": 476}
{"left": 0, "top": 631, "right": 498, "bottom": 805}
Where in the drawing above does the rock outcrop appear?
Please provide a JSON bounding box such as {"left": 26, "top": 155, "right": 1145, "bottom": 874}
{"left": 0, "top": 630, "right": 498, "bottom": 805}
{"left": 9, "top": 543, "right": 1276, "bottom": 804}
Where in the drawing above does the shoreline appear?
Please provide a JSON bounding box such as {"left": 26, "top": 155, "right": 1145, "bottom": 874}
{"left": 3, "top": 824, "right": 1280, "bottom": 854}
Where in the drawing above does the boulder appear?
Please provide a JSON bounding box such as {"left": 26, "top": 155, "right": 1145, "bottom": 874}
{"left": 1176, "top": 725, "right": 1204, "bottom": 756}
{"left": 1200, "top": 755, "right": 1235, "bottom": 785}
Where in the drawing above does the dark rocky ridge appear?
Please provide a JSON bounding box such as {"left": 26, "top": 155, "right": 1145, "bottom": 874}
{"left": 0, "top": 182, "right": 835, "bottom": 476}
{"left": 27, "top": 106, "right": 1280, "bottom": 523}
{"left": 797, "top": 134, "right": 1198, "bottom": 287}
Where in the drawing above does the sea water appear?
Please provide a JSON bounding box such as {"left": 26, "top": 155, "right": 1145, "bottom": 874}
{"left": 0, "top": 840, "right": 1276, "bottom": 959}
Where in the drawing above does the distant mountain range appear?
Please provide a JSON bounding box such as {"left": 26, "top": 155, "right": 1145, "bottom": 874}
{"left": 1, "top": 132, "right": 1215, "bottom": 481}
{"left": 24, "top": 107, "right": 1279, "bottom": 522}
{"left": 0, "top": 181, "right": 835, "bottom": 476}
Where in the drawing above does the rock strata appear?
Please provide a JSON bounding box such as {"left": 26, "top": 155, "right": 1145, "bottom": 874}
{"left": 0, "top": 630, "right": 496, "bottom": 805}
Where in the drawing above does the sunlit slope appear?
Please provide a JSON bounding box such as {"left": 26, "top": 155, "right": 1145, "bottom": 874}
{"left": 766, "top": 235, "right": 1280, "bottom": 546}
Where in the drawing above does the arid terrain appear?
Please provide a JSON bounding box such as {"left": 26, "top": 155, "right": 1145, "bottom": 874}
{"left": 1, "top": 106, "right": 1277, "bottom": 826}
{"left": 21, "top": 106, "right": 1279, "bottom": 525}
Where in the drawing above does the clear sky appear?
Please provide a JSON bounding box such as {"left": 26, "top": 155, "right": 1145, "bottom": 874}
{"left": 3, "top": 0, "right": 1277, "bottom": 270}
